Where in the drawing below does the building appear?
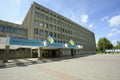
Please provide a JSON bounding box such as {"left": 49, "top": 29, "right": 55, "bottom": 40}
{"left": 0, "top": 2, "right": 96, "bottom": 59}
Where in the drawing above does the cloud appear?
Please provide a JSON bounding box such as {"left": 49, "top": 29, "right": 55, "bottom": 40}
{"left": 108, "top": 15, "right": 120, "bottom": 27}
{"left": 107, "top": 29, "right": 120, "bottom": 37}
{"left": 13, "top": 21, "right": 22, "bottom": 24}
{"left": 88, "top": 23, "right": 97, "bottom": 29}
{"left": 88, "top": 23, "right": 93, "bottom": 28}
{"left": 80, "top": 14, "right": 88, "bottom": 24}
{"left": 111, "top": 40, "right": 119, "bottom": 46}
{"left": 101, "top": 16, "right": 108, "bottom": 22}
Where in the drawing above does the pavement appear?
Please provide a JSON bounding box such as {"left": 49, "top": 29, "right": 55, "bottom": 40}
{"left": 0, "top": 54, "right": 120, "bottom": 80}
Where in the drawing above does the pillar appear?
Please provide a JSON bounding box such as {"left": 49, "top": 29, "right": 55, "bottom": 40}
{"left": 38, "top": 47, "right": 42, "bottom": 60}
{"left": 71, "top": 48, "right": 75, "bottom": 56}
{"left": 59, "top": 48, "right": 63, "bottom": 57}
{"left": 30, "top": 49, "right": 32, "bottom": 58}
{"left": 3, "top": 45, "right": 9, "bottom": 63}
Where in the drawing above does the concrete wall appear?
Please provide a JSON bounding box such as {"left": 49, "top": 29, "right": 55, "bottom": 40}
{"left": 0, "top": 48, "right": 31, "bottom": 60}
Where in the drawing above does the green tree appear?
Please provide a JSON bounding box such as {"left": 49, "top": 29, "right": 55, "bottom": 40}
{"left": 97, "top": 37, "right": 113, "bottom": 53}
{"left": 116, "top": 41, "right": 120, "bottom": 49}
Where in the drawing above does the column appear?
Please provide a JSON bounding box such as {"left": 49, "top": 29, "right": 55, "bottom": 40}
{"left": 30, "top": 49, "right": 32, "bottom": 58}
{"left": 59, "top": 48, "right": 63, "bottom": 57}
{"left": 71, "top": 48, "right": 75, "bottom": 56}
{"left": 38, "top": 47, "right": 42, "bottom": 60}
{"left": 3, "top": 45, "right": 9, "bottom": 63}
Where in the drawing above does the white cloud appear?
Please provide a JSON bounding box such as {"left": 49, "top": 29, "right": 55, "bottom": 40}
{"left": 101, "top": 16, "right": 108, "bottom": 22}
{"left": 13, "top": 21, "right": 22, "bottom": 24}
{"left": 80, "top": 14, "right": 88, "bottom": 24}
{"left": 108, "top": 15, "right": 120, "bottom": 27}
{"left": 88, "top": 23, "right": 97, "bottom": 29}
{"left": 88, "top": 23, "right": 93, "bottom": 28}
{"left": 107, "top": 29, "right": 120, "bottom": 37}
{"left": 111, "top": 40, "right": 119, "bottom": 46}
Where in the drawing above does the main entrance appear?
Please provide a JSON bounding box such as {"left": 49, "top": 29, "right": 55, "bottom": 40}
{"left": 32, "top": 48, "right": 61, "bottom": 58}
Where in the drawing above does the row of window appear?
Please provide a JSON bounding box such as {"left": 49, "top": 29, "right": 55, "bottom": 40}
{"left": 0, "top": 25, "right": 27, "bottom": 35}
{"left": 34, "top": 20, "right": 72, "bottom": 34}
{"left": 34, "top": 37, "right": 67, "bottom": 43}
{"left": 34, "top": 28, "right": 71, "bottom": 39}
{"left": 35, "top": 12, "right": 74, "bottom": 28}
{"left": 35, "top": 6, "right": 75, "bottom": 26}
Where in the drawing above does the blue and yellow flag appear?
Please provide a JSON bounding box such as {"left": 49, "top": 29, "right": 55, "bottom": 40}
{"left": 69, "top": 39, "right": 75, "bottom": 45}
{"left": 47, "top": 35, "right": 54, "bottom": 44}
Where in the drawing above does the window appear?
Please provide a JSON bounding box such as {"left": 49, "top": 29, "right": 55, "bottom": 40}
{"left": 12, "top": 27, "right": 17, "bottom": 33}
{"left": 45, "top": 31, "right": 48, "bottom": 36}
{"left": 49, "top": 17, "right": 52, "bottom": 22}
{"left": 49, "top": 25, "right": 52, "bottom": 29}
{"left": 62, "top": 28, "right": 64, "bottom": 32}
{"left": 65, "top": 29, "right": 67, "bottom": 33}
{"left": 0, "top": 25, "right": 5, "bottom": 32}
{"left": 21, "top": 29, "right": 26, "bottom": 35}
{"left": 58, "top": 34, "right": 60, "bottom": 38}
{"left": 34, "top": 28, "right": 38, "bottom": 35}
{"left": 34, "top": 20, "right": 39, "bottom": 26}
{"left": 39, "top": 13, "right": 44, "bottom": 19}
{"left": 44, "top": 23, "right": 47, "bottom": 28}
{"left": 57, "top": 27, "right": 59, "bottom": 31}
{"left": 53, "top": 19, "right": 56, "bottom": 24}
{"left": 39, "top": 21, "right": 43, "bottom": 27}
{"left": 17, "top": 28, "right": 22, "bottom": 34}
{"left": 6, "top": 26, "right": 11, "bottom": 33}
{"left": 45, "top": 15, "right": 48, "bottom": 21}
{"left": 54, "top": 33, "right": 56, "bottom": 37}
{"left": 50, "top": 32, "right": 52, "bottom": 36}
{"left": 53, "top": 26, "right": 56, "bottom": 30}
{"left": 35, "top": 12, "right": 39, "bottom": 17}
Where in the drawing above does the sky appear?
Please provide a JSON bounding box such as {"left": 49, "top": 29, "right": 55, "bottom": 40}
{"left": 0, "top": 0, "right": 120, "bottom": 46}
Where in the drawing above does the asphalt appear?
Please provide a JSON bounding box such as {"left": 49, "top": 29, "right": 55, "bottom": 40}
{"left": 0, "top": 54, "right": 120, "bottom": 80}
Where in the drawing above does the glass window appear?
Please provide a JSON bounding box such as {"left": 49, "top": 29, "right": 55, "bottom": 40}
{"left": 45, "top": 31, "right": 48, "bottom": 36}
{"left": 12, "top": 27, "right": 17, "bottom": 33}
{"left": 65, "top": 29, "right": 67, "bottom": 33}
{"left": 35, "top": 12, "right": 39, "bottom": 17}
{"left": 22, "top": 29, "right": 26, "bottom": 35}
{"left": 54, "top": 33, "right": 56, "bottom": 37}
{"left": 50, "top": 32, "right": 52, "bottom": 36}
{"left": 17, "top": 28, "right": 22, "bottom": 34}
{"left": 44, "top": 23, "right": 47, "bottom": 28}
{"left": 38, "top": 29, "right": 41, "bottom": 35}
{"left": 39, "top": 21, "right": 43, "bottom": 27}
{"left": 39, "top": 13, "right": 44, "bottom": 19}
{"left": 63, "top": 28, "right": 64, "bottom": 32}
{"left": 49, "top": 17, "right": 52, "bottom": 22}
{"left": 34, "top": 20, "right": 39, "bottom": 26}
{"left": 34, "top": 28, "right": 38, "bottom": 35}
{"left": 53, "top": 26, "right": 56, "bottom": 30}
{"left": 57, "top": 34, "right": 60, "bottom": 38}
{"left": 45, "top": 15, "right": 48, "bottom": 21}
{"left": 0, "top": 25, "right": 5, "bottom": 32}
{"left": 6, "top": 26, "right": 12, "bottom": 33}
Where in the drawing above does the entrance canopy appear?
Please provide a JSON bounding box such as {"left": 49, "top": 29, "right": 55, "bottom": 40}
{"left": 0, "top": 37, "right": 83, "bottom": 49}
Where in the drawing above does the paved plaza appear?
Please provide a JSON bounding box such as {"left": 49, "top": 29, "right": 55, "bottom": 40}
{"left": 0, "top": 54, "right": 120, "bottom": 80}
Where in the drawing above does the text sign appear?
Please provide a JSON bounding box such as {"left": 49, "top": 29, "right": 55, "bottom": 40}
{"left": 10, "top": 37, "right": 43, "bottom": 46}
{"left": 47, "top": 42, "right": 64, "bottom": 48}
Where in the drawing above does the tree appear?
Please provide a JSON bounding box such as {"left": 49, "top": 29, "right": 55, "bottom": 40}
{"left": 97, "top": 37, "right": 113, "bottom": 53}
{"left": 116, "top": 41, "right": 120, "bottom": 49}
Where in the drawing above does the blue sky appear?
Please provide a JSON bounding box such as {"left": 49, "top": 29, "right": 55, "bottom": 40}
{"left": 0, "top": 0, "right": 120, "bottom": 46}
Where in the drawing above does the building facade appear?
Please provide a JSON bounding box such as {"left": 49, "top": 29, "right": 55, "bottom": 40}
{"left": 0, "top": 2, "right": 96, "bottom": 59}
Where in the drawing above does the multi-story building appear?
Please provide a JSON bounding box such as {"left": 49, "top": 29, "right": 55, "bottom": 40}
{"left": 0, "top": 2, "right": 96, "bottom": 59}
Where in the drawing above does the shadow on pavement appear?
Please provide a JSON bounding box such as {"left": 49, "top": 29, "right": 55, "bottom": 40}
{"left": 0, "top": 53, "right": 96, "bottom": 69}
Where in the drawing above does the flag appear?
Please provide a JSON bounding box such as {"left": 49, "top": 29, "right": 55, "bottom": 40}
{"left": 47, "top": 35, "right": 54, "bottom": 44}
{"left": 69, "top": 39, "right": 75, "bottom": 45}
